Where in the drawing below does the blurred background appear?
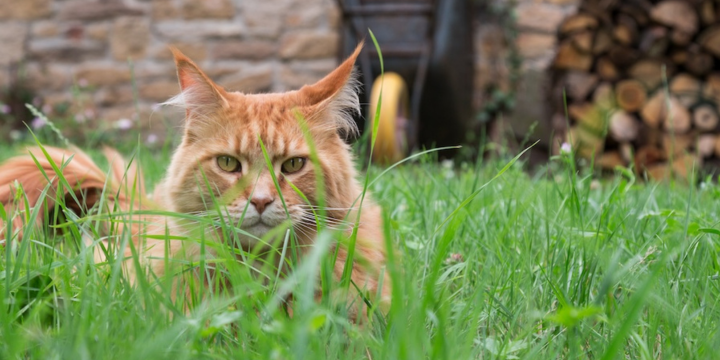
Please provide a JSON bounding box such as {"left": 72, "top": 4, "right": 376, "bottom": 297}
{"left": 0, "top": 0, "right": 576, "bottom": 158}
{"left": 14, "top": 0, "right": 712, "bottom": 176}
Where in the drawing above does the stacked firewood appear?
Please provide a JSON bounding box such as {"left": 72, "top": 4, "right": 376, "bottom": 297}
{"left": 549, "top": 0, "right": 720, "bottom": 180}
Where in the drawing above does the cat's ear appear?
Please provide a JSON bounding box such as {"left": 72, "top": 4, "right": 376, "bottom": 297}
{"left": 166, "top": 47, "right": 229, "bottom": 120}
{"left": 297, "top": 42, "right": 363, "bottom": 136}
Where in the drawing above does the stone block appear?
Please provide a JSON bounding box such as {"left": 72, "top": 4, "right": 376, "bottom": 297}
{"left": 279, "top": 31, "right": 338, "bottom": 59}
{"left": 75, "top": 62, "right": 132, "bottom": 86}
{"left": 516, "top": 32, "right": 556, "bottom": 59}
{"left": 203, "top": 64, "right": 244, "bottom": 79}
{"left": 134, "top": 62, "right": 177, "bottom": 79}
{"left": 285, "top": 6, "right": 324, "bottom": 29}
{"left": 87, "top": 23, "right": 110, "bottom": 41}
{"left": 183, "top": 0, "right": 234, "bottom": 19}
{"left": 0, "top": 0, "right": 51, "bottom": 20}
{"left": 140, "top": 80, "right": 179, "bottom": 102}
{"left": 100, "top": 105, "right": 139, "bottom": 122}
{"left": 218, "top": 66, "right": 273, "bottom": 93}
{"left": 516, "top": 3, "right": 566, "bottom": 33}
{"left": 154, "top": 43, "right": 207, "bottom": 61}
{"left": 95, "top": 85, "right": 135, "bottom": 106}
{"left": 241, "top": 0, "right": 288, "bottom": 39}
{"left": 279, "top": 59, "right": 336, "bottom": 90}
{"left": 212, "top": 40, "right": 276, "bottom": 60}
{"left": 153, "top": 0, "right": 180, "bottom": 20}
{"left": 42, "top": 93, "right": 73, "bottom": 113}
{"left": 327, "top": 3, "right": 341, "bottom": 31}
{"left": 111, "top": 17, "right": 150, "bottom": 60}
{"left": 32, "top": 21, "right": 59, "bottom": 38}
{"left": 59, "top": 0, "right": 144, "bottom": 21}
{"left": 29, "top": 38, "right": 105, "bottom": 61}
{"left": 0, "top": 22, "right": 28, "bottom": 66}
{"left": 24, "top": 63, "right": 73, "bottom": 92}
{"left": 155, "top": 21, "right": 244, "bottom": 40}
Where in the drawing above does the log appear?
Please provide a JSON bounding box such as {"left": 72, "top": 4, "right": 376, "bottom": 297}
{"left": 662, "top": 97, "right": 692, "bottom": 133}
{"left": 640, "top": 96, "right": 691, "bottom": 135}
{"left": 593, "top": 82, "right": 616, "bottom": 110}
{"left": 629, "top": 59, "right": 672, "bottom": 90}
{"left": 560, "top": 13, "right": 599, "bottom": 34}
{"left": 645, "top": 163, "right": 671, "bottom": 181}
{"left": 637, "top": 124, "right": 663, "bottom": 147}
{"left": 699, "top": 25, "right": 720, "bottom": 58}
{"left": 615, "top": 79, "right": 647, "bottom": 112}
{"left": 701, "top": 0, "right": 715, "bottom": 26}
{"left": 714, "top": 135, "right": 720, "bottom": 157}
{"left": 669, "top": 73, "right": 701, "bottom": 107}
{"left": 639, "top": 26, "right": 669, "bottom": 57}
{"left": 692, "top": 104, "right": 720, "bottom": 130}
{"left": 568, "top": 102, "right": 607, "bottom": 134}
{"left": 548, "top": 0, "right": 720, "bottom": 177}
{"left": 670, "top": 30, "right": 693, "bottom": 46}
{"left": 568, "top": 126, "right": 604, "bottom": 158}
{"left": 650, "top": 1, "right": 699, "bottom": 35}
{"left": 662, "top": 132, "right": 695, "bottom": 157}
{"left": 672, "top": 153, "right": 700, "bottom": 180}
{"left": 670, "top": 50, "right": 688, "bottom": 65}
{"left": 579, "top": 2, "right": 613, "bottom": 25}
{"left": 685, "top": 51, "right": 713, "bottom": 76}
{"left": 554, "top": 41, "right": 594, "bottom": 71}
{"left": 614, "top": 14, "right": 639, "bottom": 45}
{"left": 697, "top": 134, "right": 717, "bottom": 158}
{"left": 619, "top": 4, "right": 650, "bottom": 26}
{"left": 641, "top": 91, "right": 668, "bottom": 128}
{"left": 564, "top": 71, "right": 599, "bottom": 101}
{"left": 634, "top": 145, "right": 666, "bottom": 171}
{"left": 593, "top": 30, "right": 614, "bottom": 55}
{"left": 596, "top": 57, "right": 620, "bottom": 81}
{"left": 609, "top": 46, "right": 641, "bottom": 67}
{"left": 597, "top": 151, "right": 626, "bottom": 169}
{"left": 609, "top": 110, "right": 640, "bottom": 141}
{"left": 571, "top": 31, "right": 594, "bottom": 53}
{"left": 703, "top": 73, "right": 720, "bottom": 105}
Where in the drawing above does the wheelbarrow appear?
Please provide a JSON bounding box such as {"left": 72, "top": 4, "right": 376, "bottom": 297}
{"left": 336, "top": 0, "right": 475, "bottom": 163}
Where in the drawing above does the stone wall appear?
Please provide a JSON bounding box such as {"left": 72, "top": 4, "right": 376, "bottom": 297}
{"left": 1, "top": 0, "right": 582, "bottom": 149}
{"left": 0, "top": 0, "right": 340, "bottom": 134}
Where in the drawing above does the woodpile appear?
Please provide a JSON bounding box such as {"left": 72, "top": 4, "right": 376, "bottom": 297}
{"left": 549, "top": 0, "right": 720, "bottom": 180}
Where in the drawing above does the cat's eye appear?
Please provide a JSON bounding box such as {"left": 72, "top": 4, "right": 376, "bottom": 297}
{"left": 281, "top": 157, "right": 306, "bottom": 174}
{"left": 217, "top": 156, "right": 241, "bottom": 172}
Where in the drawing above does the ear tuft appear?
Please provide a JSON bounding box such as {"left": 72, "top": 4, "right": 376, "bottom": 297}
{"left": 162, "top": 46, "right": 228, "bottom": 121}
{"left": 299, "top": 42, "right": 363, "bottom": 137}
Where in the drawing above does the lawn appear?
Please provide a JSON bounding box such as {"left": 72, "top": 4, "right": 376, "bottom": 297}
{"left": 1, "top": 135, "right": 719, "bottom": 359}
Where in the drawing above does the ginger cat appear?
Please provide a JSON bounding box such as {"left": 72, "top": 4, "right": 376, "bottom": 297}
{"left": 0, "top": 44, "right": 390, "bottom": 317}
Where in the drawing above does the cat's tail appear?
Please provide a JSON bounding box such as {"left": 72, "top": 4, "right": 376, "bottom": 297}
{"left": 0, "top": 146, "right": 147, "bottom": 241}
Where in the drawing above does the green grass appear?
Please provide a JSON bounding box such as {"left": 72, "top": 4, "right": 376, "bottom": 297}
{"left": 2, "top": 137, "right": 720, "bottom": 359}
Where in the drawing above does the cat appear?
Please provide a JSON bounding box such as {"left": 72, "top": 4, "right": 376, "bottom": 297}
{"left": 0, "top": 43, "right": 391, "bottom": 318}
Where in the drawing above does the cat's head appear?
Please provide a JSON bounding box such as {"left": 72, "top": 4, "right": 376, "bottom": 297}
{"left": 163, "top": 44, "right": 364, "bottom": 242}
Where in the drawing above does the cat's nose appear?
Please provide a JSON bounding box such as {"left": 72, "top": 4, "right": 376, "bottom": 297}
{"left": 251, "top": 196, "right": 275, "bottom": 214}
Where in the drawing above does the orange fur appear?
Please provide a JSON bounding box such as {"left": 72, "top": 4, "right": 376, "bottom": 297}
{"left": 0, "top": 43, "right": 390, "bottom": 317}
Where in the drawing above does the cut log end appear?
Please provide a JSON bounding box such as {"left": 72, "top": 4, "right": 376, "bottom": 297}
{"left": 615, "top": 80, "right": 647, "bottom": 112}
{"left": 609, "top": 110, "right": 640, "bottom": 142}
{"left": 693, "top": 104, "right": 720, "bottom": 131}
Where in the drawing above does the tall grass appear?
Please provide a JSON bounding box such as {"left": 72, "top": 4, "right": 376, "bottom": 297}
{"left": 1, "top": 36, "right": 719, "bottom": 358}
{"left": 1, "top": 133, "right": 719, "bottom": 358}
